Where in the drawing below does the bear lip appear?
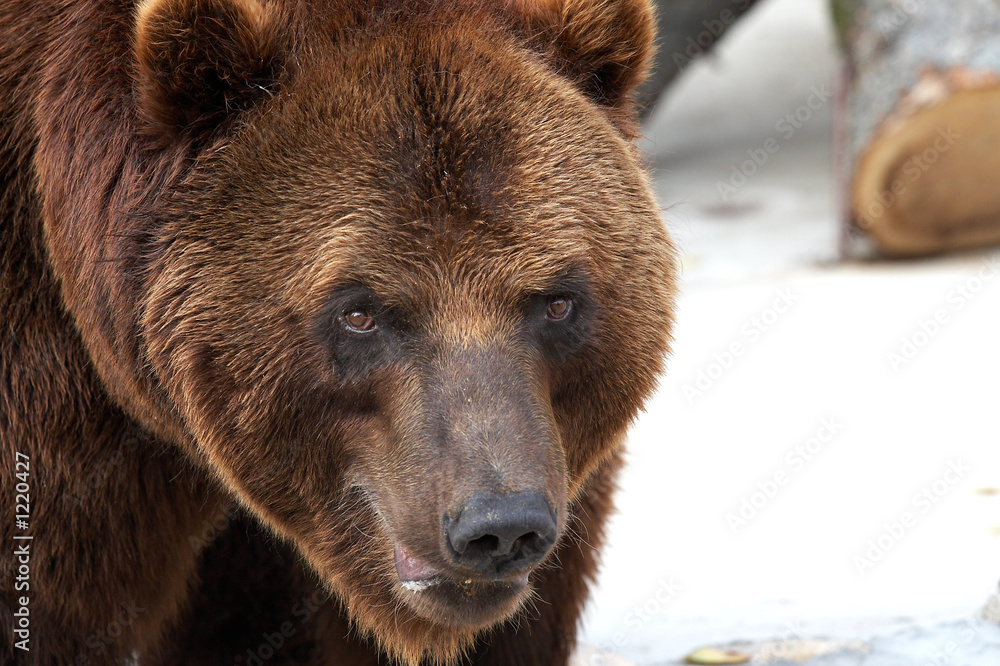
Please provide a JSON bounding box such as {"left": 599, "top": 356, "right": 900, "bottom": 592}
{"left": 391, "top": 542, "right": 534, "bottom": 625}
{"left": 394, "top": 542, "right": 442, "bottom": 588}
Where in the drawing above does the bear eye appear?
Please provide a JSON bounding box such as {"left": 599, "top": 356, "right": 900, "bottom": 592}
{"left": 545, "top": 297, "right": 572, "bottom": 321}
{"left": 343, "top": 309, "right": 376, "bottom": 333}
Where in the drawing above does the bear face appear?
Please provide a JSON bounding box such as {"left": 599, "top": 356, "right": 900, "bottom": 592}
{"left": 54, "top": 0, "right": 678, "bottom": 662}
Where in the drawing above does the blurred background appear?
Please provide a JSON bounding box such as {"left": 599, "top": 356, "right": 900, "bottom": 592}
{"left": 576, "top": 0, "right": 1000, "bottom": 663}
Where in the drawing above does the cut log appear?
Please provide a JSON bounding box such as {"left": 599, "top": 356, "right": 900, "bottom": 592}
{"left": 834, "top": 0, "right": 1000, "bottom": 257}
{"left": 638, "top": 0, "right": 761, "bottom": 118}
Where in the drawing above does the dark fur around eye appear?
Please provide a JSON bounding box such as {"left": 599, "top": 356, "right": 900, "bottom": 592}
{"left": 525, "top": 275, "right": 593, "bottom": 362}
{"left": 315, "top": 284, "right": 406, "bottom": 382}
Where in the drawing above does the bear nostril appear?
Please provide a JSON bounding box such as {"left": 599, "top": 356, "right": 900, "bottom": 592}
{"left": 510, "top": 533, "right": 538, "bottom": 558}
{"left": 462, "top": 534, "right": 501, "bottom": 558}
{"left": 444, "top": 491, "right": 557, "bottom": 576}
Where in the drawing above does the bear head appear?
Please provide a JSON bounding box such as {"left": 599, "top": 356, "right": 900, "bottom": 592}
{"left": 118, "top": 0, "right": 675, "bottom": 661}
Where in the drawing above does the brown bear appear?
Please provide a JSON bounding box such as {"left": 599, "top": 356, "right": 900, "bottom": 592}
{"left": 0, "top": 0, "right": 676, "bottom": 664}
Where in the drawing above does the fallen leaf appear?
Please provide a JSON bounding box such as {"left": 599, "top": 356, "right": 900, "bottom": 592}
{"left": 684, "top": 647, "right": 751, "bottom": 664}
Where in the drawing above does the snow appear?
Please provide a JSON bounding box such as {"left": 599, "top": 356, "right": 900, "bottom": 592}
{"left": 575, "top": 0, "right": 1000, "bottom": 663}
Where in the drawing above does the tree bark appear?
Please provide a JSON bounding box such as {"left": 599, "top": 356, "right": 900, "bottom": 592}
{"left": 834, "top": 0, "right": 1000, "bottom": 257}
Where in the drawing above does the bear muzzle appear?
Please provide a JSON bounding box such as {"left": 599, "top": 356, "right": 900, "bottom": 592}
{"left": 392, "top": 492, "right": 557, "bottom": 589}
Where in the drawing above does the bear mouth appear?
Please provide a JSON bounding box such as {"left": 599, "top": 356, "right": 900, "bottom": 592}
{"left": 393, "top": 542, "right": 531, "bottom": 590}
{"left": 392, "top": 542, "right": 532, "bottom": 626}
{"left": 394, "top": 542, "right": 444, "bottom": 591}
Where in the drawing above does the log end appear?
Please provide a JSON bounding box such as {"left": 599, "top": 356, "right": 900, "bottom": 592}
{"left": 852, "top": 75, "right": 1000, "bottom": 257}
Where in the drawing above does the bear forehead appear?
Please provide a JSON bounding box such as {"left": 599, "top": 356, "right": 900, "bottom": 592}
{"left": 169, "top": 6, "right": 652, "bottom": 311}
{"left": 244, "top": 17, "right": 637, "bottom": 215}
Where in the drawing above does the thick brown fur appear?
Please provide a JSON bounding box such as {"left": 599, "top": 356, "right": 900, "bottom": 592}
{"left": 0, "top": 0, "right": 676, "bottom": 664}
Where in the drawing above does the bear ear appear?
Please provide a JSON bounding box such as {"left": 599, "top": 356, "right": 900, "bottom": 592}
{"left": 133, "top": 0, "right": 286, "bottom": 142}
{"left": 508, "top": 0, "right": 655, "bottom": 131}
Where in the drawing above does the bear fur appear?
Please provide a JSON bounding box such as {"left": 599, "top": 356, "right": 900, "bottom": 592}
{"left": 0, "top": 0, "right": 676, "bottom": 664}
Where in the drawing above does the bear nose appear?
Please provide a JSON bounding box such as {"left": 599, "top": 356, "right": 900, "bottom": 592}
{"left": 444, "top": 492, "right": 557, "bottom": 577}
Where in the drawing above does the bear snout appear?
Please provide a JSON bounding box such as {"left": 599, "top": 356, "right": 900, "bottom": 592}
{"left": 443, "top": 491, "right": 557, "bottom": 578}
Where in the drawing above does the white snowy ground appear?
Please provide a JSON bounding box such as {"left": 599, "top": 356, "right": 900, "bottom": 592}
{"left": 575, "top": 0, "right": 1000, "bottom": 663}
